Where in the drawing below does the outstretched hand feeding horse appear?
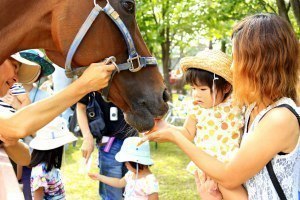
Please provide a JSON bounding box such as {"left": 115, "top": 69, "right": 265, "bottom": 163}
{"left": 0, "top": 0, "right": 169, "bottom": 132}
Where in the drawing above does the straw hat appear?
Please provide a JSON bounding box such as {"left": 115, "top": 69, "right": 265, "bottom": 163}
{"left": 115, "top": 137, "right": 154, "bottom": 165}
{"left": 11, "top": 49, "right": 55, "bottom": 84}
{"left": 180, "top": 49, "right": 233, "bottom": 83}
{"left": 29, "top": 117, "right": 77, "bottom": 151}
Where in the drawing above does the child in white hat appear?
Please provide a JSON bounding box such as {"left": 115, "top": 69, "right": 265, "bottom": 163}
{"left": 88, "top": 137, "right": 159, "bottom": 200}
{"left": 29, "top": 117, "right": 77, "bottom": 200}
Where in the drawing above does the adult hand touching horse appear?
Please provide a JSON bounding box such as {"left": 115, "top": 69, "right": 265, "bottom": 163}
{"left": 0, "top": 56, "right": 115, "bottom": 140}
{"left": 79, "top": 62, "right": 115, "bottom": 92}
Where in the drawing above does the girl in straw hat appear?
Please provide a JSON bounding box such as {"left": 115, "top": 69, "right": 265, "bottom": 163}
{"left": 88, "top": 137, "right": 159, "bottom": 200}
{"left": 29, "top": 117, "right": 77, "bottom": 200}
{"left": 146, "top": 13, "right": 300, "bottom": 200}
{"left": 181, "top": 49, "right": 246, "bottom": 199}
{"left": 141, "top": 49, "right": 246, "bottom": 199}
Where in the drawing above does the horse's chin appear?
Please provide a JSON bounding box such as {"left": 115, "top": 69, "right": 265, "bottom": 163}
{"left": 124, "top": 111, "right": 155, "bottom": 132}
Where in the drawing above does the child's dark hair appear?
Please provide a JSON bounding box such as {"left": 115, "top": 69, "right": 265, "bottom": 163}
{"left": 128, "top": 161, "right": 149, "bottom": 171}
{"left": 29, "top": 146, "right": 63, "bottom": 172}
{"left": 185, "top": 68, "right": 232, "bottom": 99}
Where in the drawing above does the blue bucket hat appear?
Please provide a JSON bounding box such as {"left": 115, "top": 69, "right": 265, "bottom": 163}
{"left": 115, "top": 137, "right": 154, "bottom": 165}
{"left": 18, "top": 49, "right": 55, "bottom": 76}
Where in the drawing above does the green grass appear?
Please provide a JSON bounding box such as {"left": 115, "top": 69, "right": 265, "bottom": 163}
{"left": 61, "top": 138, "right": 199, "bottom": 199}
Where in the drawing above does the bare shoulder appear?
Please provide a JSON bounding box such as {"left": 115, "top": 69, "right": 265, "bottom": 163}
{"left": 264, "top": 106, "right": 298, "bottom": 129}
{"left": 260, "top": 106, "right": 299, "bottom": 152}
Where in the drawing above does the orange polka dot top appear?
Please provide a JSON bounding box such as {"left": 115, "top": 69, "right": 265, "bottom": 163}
{"left": 186, "top": 96, "right": 244, "bottom": 174}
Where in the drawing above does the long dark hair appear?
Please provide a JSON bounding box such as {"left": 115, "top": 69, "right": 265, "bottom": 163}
{"left": 185, "top": 68, "right": 232, "bottom": 100}
{"left": 29, "top": 146, "right": 64, "bottom": 172}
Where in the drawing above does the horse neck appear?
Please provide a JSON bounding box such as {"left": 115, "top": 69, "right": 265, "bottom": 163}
{"left": 0, "top": 0, "right": 60, "bottom": 63}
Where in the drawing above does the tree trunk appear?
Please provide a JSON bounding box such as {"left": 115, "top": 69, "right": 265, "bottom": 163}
{"left": 221, "top": 40, "right": 226, "bottom": 53}
{"left": 208, "top": 40, "right": 213, "bottom": 49}
{"left": 276, "top": 0, "right": 292, "bottom": 24}
{"left": 161, "top": 28, "right": 172, "bottom": 99}
{"left": 161, "top": 0, "right": 172, "bottom": 100}
{"left": 290, "top": 0, "right": 300, "bottom": 28}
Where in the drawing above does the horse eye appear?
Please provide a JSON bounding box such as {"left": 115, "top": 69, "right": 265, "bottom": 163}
{"left": 121, "top": 0, "right": 135, "bottom": 13}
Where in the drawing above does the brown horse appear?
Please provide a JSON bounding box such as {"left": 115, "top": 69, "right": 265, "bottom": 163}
{"left": 0, "top": 0, "right": 169, "bottom": 131}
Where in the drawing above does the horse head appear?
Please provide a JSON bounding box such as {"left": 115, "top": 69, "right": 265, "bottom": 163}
{"left": 45, "top": 0, "right": 169, "bottom": 131}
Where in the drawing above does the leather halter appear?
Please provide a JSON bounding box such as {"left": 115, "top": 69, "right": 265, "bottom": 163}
{"left": 64, "top": 0, "right": 157, "bottom": 101}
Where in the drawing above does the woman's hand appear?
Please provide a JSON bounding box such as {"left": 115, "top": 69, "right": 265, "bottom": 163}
{"left": 195, "top": 171, "right": 223, "bottom": 200}
{"left": 79, "top": 62, "right": 116, "bottom": 93}
{"left": 143, "top": 125, "right": 180, "bottom": 143}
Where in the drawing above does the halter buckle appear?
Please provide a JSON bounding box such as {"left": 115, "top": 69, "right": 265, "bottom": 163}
{"left": 104, "top": 56, "right": 119, "bottom": 72}
{"left": 128, "top": 55, "right": 142, "bottom": 72}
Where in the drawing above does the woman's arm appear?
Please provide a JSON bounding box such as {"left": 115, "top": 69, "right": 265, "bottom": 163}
{"left": 218, "top": 185, "right": 248, "bottom": 200}
{"left": 3, "top": 140, "right": 30, "bottom": 166}
{"left": 76, "top": 102, "right": 94, "bottom": 161}
{"left": 88, "top": 173, "right": 126, "bottom": 188}
{"left": 0, "top": 63, "right": 115, "bottom": 139}
{"left": 148, "top": 107, "right": 299, "bottom": 189}
{"left": 150, "top": 116, "right": 196, "bottom": 141}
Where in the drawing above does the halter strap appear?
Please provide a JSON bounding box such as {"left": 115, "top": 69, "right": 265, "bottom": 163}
{"left": 65, "top": 4, "right": 104, "bottom": 78}
{"left": 64, "top": 1, "right": 157, "bottom": 101}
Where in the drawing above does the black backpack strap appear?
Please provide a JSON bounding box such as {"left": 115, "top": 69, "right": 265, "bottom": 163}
{"left": 260, "top": 104, "right": 299, "bottom": 200}
{"left": 276, "top": 104, "right": 300, "bottom": 124}
{"left": 266, "top": 161, "right": 287, "bottom": 200}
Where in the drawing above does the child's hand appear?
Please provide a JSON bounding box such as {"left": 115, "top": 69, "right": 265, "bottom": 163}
{"left": 194, "top": 171, "right": 222, "bottom": 200}
{"left": 88, "top": 172, "right": 101, "bottom": 181}
{"left": 2, "top": 92, "right": 21, "bottom": 110}
{"left": 81, "top": 135, "right": 94, "bottom": 163}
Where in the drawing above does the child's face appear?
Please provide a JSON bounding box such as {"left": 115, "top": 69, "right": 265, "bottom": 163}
{"left": 191, "top": 84, "right": 225, "bottom": 108}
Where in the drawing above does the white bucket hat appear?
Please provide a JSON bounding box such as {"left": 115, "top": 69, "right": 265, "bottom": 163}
{"left": 29, "top": 117, "right": 77, "bottom": 151}
{"left": 115, "top": 137, "right": 154, "bottom": 165}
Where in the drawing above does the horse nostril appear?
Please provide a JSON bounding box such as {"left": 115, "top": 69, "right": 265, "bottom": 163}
{"left": 162, "top": 89, "right": 170, "bottom": 102}
{"left": 138, "top": 99, "right": 147, "bottom": 106}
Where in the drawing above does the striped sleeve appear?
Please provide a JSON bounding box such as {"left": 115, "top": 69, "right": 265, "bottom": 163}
{"left": 10, "top": 83, "right": 26, "bottom": 95}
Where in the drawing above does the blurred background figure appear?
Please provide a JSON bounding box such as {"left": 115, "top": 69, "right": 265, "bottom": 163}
{"left": 52, "top": 64, "right": 73, "bottom": 124}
